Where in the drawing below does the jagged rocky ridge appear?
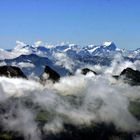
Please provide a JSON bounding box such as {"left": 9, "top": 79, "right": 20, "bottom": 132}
{"left": 0, "top": 65, "right": 27, "bottom": 79}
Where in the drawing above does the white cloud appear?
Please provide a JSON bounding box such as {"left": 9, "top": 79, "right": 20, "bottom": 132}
{"left": 0, "top": 57, "right": 140, "bottom": 139}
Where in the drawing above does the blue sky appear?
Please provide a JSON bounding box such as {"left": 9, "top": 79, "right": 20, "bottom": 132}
{"left": 0, "top": 0, "right": 140, "bottom": 49}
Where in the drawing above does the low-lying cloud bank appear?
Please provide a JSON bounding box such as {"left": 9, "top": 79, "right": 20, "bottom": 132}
{"left": 0, "top": 55, "right": 140, "bottom": 140}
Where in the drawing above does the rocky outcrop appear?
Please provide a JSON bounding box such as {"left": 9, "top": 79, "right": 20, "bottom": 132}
{"left": 81, "top": 68, "right": 97, "bottom": 75}
{"left": 113, "top": 68, "right": 140, "bottom": 85}
{"left": 0, "top": 66, "right": 27, "bottom": 79}
{"left": 40, "top": 65, "right": 60, "bottom": 83}
{"left": 120, "top": 68, "right": 140, "bottom": 85}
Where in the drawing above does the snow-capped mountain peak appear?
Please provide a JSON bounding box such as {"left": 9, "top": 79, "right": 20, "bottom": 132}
{"left": 0, "top": 40, "right": 140, "bottom": 77}
{"left": 0, "top": 40, "right": 140, "bottom": 62}
{"left": 34, "top": 41, "right": 44, "bottom": 48}
{"left": 103, "top": 41, "right": 113, "bottom": 46}
{"left": 14, "top": 41, "right": 27, "bottom": 50}
{"left": 102, "top": 41, "right": 116, "bottom": 50}
{"left": 81, "top": 41, "right": 117, "bottom": 56}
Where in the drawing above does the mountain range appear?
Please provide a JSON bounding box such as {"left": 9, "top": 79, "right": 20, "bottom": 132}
{"left": 0, "top": 41, "right": 140, "bottom": 140}
{"left": 0, "top": 41, "right": 139, "bottom": 76}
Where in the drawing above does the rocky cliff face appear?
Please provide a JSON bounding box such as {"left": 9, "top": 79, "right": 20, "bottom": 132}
{"left": 40, "top": 65, "right": 60, "bottom": 83}
{"left": 0, "top": 66, "right": 27, "bottom": 79}
{"left": 120, "top": 67, "right": 140, "bottom": 85}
